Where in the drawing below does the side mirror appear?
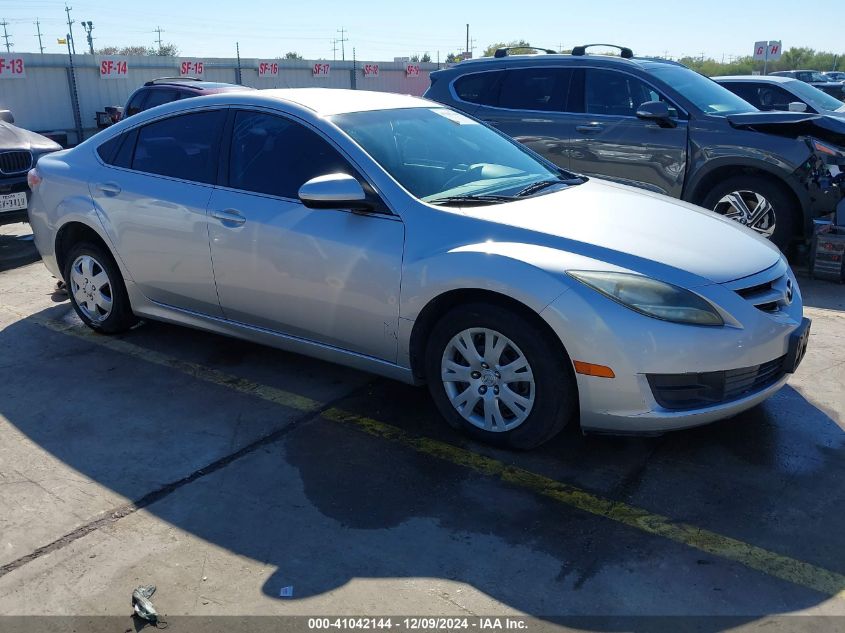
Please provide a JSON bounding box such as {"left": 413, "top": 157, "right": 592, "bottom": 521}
{"left": 298, "top": 173, "right": 372, "bottom": 211}
{"left": 635, "top": 101, "right": 675, "bottom": 127}
{"left": 0, "top": 110, "right": 14, "bottom": 124}
{"left": 788, "top": 101, "right": 808, "bottom": 113}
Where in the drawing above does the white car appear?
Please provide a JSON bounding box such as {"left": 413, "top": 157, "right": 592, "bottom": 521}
{"left": 26, "top": 89, "right": 811, "bottom": 449}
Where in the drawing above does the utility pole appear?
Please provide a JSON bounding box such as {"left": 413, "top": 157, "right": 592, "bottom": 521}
{"left": 65, "top": 4, "right": 76, "bottom": 54}
{"left": 331, "top": 39, "right": 338, "bottom": 61}
{"left": 465, "top": 24, "right": 469, "bottom": 57}
{"left": 0, "top": 20, "right": 11, "bottom": 53}
{"left": 82, "top": 20, "right": 93, "bottom": 54}
{"left": 35, "top": 19, "right": 44, "bottom": 53}
{"left": 154, "top": 26, "right": 164, "bottom": 52}
{"left": 336, "top": 28, "right": 348, "bottom": 61}
{"left": 235, "top": 41, "right": 242, "bottom": 84}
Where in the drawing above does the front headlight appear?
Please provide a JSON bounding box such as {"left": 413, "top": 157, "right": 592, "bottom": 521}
{"left": 568, "top": 271, "right": 724, "bottom": 326}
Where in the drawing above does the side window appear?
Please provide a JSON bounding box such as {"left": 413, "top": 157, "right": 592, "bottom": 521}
{"left": 497, "top": 68, "right": 572, "bottom": 112}
{"left": 757, "top": 85, "right": 795, "bottom": 111}
{"left": 228, "top": 110, "right": 352, "bottom": 199}
{"left": 725, "top": 83, "right": 763, "bottom": 108}
{"left": 125, "top": 91, "right": 147, "bottom": 117}
{"left": 97, "top": 129, "right": 137, "bottom": 168}
{"left": 453, "top": 71, "right": 503, "bottom": 106}
{"left": 142, "top": 89, "right": 180, "bottom": 111}
{"left": 131, "top": 110, "right": 226, "bottom": 184}
{"left": 585, "top": 69, "right": 674, "bottom": 117}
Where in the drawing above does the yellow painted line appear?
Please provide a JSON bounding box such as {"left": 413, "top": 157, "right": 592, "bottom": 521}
{"left": 4, "top": 304, "right": 845, "bottom": 598}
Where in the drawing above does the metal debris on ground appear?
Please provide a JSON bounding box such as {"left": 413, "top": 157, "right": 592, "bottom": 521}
{"left": 132, "top": 584, "right": 167, "bottom": 628}
{"left": 279, "top": 585, "right": 294, "bottom": 597}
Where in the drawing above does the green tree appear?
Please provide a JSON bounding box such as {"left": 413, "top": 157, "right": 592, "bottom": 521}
{"left": 410, "top": 54, "right": 420, "bottom": 62}
{"left": 284, "top": 51, "right": 303, "bottom": 60}
{"left": 421, "top": 52, "right": 431, "bottom": 63}
{"left": 445, "top": 52, "right": 461, "bottom": 64}
{"left": 483, "top": 40, "right": 531, "bottom": 57}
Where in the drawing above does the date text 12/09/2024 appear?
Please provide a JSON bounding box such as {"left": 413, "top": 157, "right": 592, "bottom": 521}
{"left": 307, "top": 618, "right": 529, "bottom": 630}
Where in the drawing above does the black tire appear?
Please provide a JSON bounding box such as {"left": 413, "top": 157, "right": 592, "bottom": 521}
{"left": 424, "top": 302, "right": 577, "bottom": 450}
{"left": 700, "top": 175, "right": 797, "bottom": 252}
{"left": 63, "top": 241, "right": 137, "bottom": 334}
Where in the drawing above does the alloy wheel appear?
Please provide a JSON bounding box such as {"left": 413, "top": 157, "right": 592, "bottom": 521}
{"left": 713, "top": 190, "right": 776, "bottom": 238}
{"left": 69, "top": 254, "right": 113, "bottom": 323}
{"left": 441, "top": 327, "right": 535, "bottom": 432}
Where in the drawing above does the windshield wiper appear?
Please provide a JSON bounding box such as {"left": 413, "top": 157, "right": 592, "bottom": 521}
{"left": 426, "top": 194, "right": 516, "bottom": 206}
{"left": 515, "top": 177, "right": 585, "bottom": 198}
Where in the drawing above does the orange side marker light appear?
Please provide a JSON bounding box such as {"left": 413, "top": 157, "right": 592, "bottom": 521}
{"left": 573, "top": 361, "right": 615, "bottom": 379}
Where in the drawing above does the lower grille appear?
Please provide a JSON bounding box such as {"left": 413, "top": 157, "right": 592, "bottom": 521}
{"left": 0, "top": 151, "right": 32, "bottom": 175}
{"left": 647, "top": 356, "right": 786, "bottom": 411}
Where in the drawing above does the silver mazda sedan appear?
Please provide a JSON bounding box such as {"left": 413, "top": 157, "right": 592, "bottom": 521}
{"left": 27, "top": 88, "right": 810, "bottom": 449}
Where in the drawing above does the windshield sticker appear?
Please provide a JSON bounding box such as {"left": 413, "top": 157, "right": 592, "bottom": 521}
{"left": 431, "top": 108, "right": 479, "bottom": 125}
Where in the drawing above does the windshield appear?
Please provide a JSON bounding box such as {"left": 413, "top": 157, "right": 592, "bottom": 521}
{"left": 786, "top": 79, "right": 845, "bottom": 112}
{"left": 331, "top": 107, "right": 574, "bottom": 203}
{"left": 648, "top": 65, "right": 757, "bottom": 115}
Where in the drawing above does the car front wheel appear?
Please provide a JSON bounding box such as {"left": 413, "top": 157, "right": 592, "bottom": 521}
{"left": 425, "top": 302, "right": 577, "bottom": 450}
{"left": 701, "top": 175, "right": 796, "bottom": 251}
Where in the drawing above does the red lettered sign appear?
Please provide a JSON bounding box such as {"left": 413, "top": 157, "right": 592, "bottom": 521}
{"left": 0, "top": 57, "right": 26, "bottom": 78}
{"left": 313, "top": 62, "right": 330, "bottom": 77}
{"left": 257, "top": 61, "right": 279, "bottom": 78}
{"left": 99, "top": 57, "right": 129, "bottom": 79}
{"left": 180, "top": 60, "right": 204, "bottom": 78}
{"left": 362, "top": 63, "right": 379, "bottom": 78}
{"left": 406, "top": 63, "right": 421, "bottom": 78}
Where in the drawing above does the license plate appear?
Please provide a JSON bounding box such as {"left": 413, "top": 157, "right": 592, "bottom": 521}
{"left": 0, "top": 192, "right": 27, "bottom": 212}
{"left": 783, "top": 318, "right": 812, "bottom": 374}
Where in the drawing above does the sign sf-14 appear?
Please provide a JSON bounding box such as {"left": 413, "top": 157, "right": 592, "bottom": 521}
{"left": 99, "top": 57, "right": 129, "bottom": 79}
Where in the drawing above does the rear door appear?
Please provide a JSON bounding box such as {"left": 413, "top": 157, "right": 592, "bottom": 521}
{"left": 566, "top": 68, "right": 688, "bottom": 197}
{"left": 471, "top": 67, "right": 576, "bottom": 170}
{"left": 90, "top": 108, "right": 226, "bottom": 316}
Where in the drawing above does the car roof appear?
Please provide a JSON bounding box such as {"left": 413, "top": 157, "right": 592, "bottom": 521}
{"left": 715, "top": 75, "right": 795, "bottom": 84}
{"left": 143, "top": 79, "right": 246, "bottom": 91}
{"left": 442, "top": 52, "right": 685, "bottom": 72}
{"left": 247, "top": 88, "right": 432, "bottom": 115}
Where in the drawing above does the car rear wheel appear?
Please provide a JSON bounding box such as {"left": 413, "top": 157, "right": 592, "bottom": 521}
{"left": 701, "top": 175, "right": 796, "bottom": 251}
{"left": 425, "top": 302, "right": 576, "bottom": 450}
{"left": 64, "top": 242, "right": 137, "bottom": 333}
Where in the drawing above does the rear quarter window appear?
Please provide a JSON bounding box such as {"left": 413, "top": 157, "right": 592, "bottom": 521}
{"left": 453, "top": 71, "right": 503, "bottom": 106}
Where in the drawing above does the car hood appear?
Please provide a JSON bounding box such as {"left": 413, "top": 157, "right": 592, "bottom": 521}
{"left": 457, "top": 179, "right": 781, "bottom": 285}
{"left": 727, "top": 111, "right": 845, "bottom": 147}
{"left": 0, "top": 121, "right": 63, "bottom": 152}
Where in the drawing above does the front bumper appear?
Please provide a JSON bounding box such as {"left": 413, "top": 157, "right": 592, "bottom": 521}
{"left": 540, "top": 264, "right": 807, "bottom": 434}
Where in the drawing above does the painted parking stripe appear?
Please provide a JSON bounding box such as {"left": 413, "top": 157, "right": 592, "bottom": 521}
{"left": 4, "top": 305, "right": 845, "bottom": 599}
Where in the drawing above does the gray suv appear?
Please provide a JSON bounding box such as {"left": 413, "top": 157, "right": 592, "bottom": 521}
{"left": 425, "top": 45, "right": 845, "bottom": 250}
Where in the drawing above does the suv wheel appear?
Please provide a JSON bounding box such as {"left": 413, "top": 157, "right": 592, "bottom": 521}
{"left": 701, "top": 175, "right": 796, "bottom": 251}
{"left": 64, "top": 242, "right": 137, "bottom": 333}
{"left": 425, "top": 302, "right": 576, "bottom": 450}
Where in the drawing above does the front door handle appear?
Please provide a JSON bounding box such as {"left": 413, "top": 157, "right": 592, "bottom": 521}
{"left": 95, "top": 182, "right": 121, "bottom": 196}
{"left": 576, "top": 124, "right": 604, "bottom": 134}
{"left": 211, "top": 209, "right": 246, "bottom": 226}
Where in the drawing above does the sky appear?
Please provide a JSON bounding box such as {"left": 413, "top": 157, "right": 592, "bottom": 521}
{"left": 0, "top": 0, "right": 840, "bottom": 62}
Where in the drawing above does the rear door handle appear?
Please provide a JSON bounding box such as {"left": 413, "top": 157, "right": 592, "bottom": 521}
{"left": 95, "top": 182, "right": 121, "bottom": 195}
{"left": 576, "top": 124, "right": 604, "bottom": 134}
{"left": 210, "top": 209, "right": 246, "bottom": 226}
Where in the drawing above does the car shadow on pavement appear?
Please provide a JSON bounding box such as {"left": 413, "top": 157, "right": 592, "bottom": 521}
{"left": 0, "top": 226, "right": 40, "bottom": 273}
{"left": 796, "top": 273, "right": 845, "bottom": 312}
{"left": 1, "top": 308, "right": 845, "bottom": 625}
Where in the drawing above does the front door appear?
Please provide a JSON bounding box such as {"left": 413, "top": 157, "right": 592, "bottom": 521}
{"left": 207, "top": 110, "right": 404, "bottom": 361}
{"left": 567, "top": 68, "right": 688, "bottom": 197}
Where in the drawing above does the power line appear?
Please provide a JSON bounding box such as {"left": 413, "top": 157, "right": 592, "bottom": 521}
{"left": 64, "top": 4, "right": 75, "bottom": 54}
{"left": 34, "top": 19, "right": 44, "bottom": 53}
{"left": 0, "top": 19, "right": 11, "bottom": 52}
{"left": 336, "top": 27, "right": 348, "bottom": 61}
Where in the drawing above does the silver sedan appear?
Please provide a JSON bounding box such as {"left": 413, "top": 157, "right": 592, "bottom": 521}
{"left": 26, "top": 89, "right": 810, "bottom": 449}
